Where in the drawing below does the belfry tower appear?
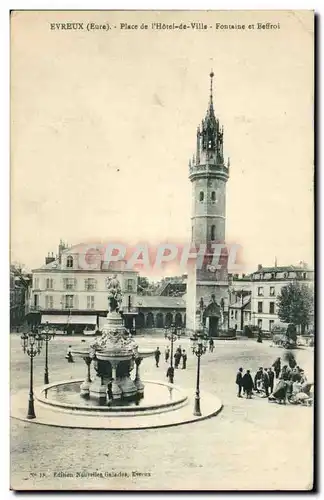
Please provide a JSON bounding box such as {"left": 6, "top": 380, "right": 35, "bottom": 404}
{"left": 186, "top": 72, "right": 230, "bottom": 336}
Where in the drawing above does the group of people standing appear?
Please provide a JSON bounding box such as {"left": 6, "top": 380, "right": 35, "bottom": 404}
{"left": 154, "top": 345, "right": 187, "bottom": 370}
{"left": 235, "top": 356, "right": 310, "bottom": 404}
{"left": 235, "top": 365, "right": 279, "bottom": 399}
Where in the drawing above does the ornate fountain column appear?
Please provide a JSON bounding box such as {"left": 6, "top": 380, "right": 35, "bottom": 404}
{"left": 89, "top": 357, "right": 108, "bottom": 403}
{"left": 134, "top": 357, "right": 144, "bottom": 396}
{"left": 110, "top": 360, "right": 122, "bottom": 399}
{"left": 80, "top": 356, "right": 92, "bottom": 397}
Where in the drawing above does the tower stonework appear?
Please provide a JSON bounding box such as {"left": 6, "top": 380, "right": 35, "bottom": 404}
{"left": 186, "top": 72, "right": 230, "bottom": 336}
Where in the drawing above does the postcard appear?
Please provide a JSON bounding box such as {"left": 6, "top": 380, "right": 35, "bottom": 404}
{"left": 10, "top": 10, "right": 314, "bottom": 491}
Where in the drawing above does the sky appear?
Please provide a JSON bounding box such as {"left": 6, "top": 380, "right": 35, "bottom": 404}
{"left": 10, "top": 10, "right": 314, "bottom": 275}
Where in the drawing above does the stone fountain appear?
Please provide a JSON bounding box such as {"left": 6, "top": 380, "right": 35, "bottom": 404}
{"left": 72, "top": 276, "right": 153, "bottom": 404}
{"left": 11, "top": 275, "right": 223, "bottom": 428}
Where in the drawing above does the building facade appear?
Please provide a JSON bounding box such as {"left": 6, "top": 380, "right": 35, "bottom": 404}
{"left": 186, "top": 72, "right": 230, "bottom": 336}
{"left": 250, "top": 264, "right": 314, "bottom": 333}
{"left": 135, "top": 296, "right": 186, "bottom": 330}
{"left": 10, "top": 265, "right": 32, "bottom": 329}
{"left": 229, "top": 264, "right": 314, "bottom": 333}
{"left": 27, "top": 242, "right": 138, "bottom": 333}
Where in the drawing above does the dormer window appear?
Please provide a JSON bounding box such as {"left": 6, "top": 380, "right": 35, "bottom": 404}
{"left": 199, "top": 191, "right": 204, "bottom": 202}
{"left": 66, "top": 256, "right": 73, "bottom": 268}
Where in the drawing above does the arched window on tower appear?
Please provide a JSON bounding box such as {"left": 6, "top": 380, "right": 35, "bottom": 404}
{"left": 211, "top": 225, "right": 216, "bottom": 241}
{"left": 211, "top": 191, "right": 216, "bottom": 202}
{"left": 66, "top": 255, "right": 73, "bottom": 268}
{"left": 199, "top": 191, "right": 204, "bottom": 202}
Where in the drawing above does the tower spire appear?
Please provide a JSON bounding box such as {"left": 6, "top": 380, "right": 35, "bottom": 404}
{"left": 209, "top": 70, "right": 214, "bottom": 107}
{"left": 206, "top": 70, "right": 216, "bottom": 122}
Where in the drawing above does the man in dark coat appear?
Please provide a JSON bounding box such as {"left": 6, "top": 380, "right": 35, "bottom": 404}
{"left": 236, "top": 367, "right": 243, "bottom": 397}
{"left": 165, "top": 346, "right": 170, "bottom": 363}
{"left": 181, "top": 350, "right": 187, "bottom": 369}
{"left": 254, "top": 367, "right": 263, "bottom": 391}
{"left": 154, "top": 347, "right": 161, "bottom": 367}
{"left": 242, "top": 370, "right": 254, "bottom": 398}
{"left": 174, "top": 351, "right": 181, "bottom": 369}
{"left": 268, "top": 367, "right": 275, "bottom": 394}
{"left": 263, "top": 368, "right": 270, "bottom": 396}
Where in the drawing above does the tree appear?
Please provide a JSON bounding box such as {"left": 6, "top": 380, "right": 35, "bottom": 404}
{"left": 277, "top": 281, "right": 314, "bottom": 334}
{"left": 137, "top": 276, "right": 150, "bottom": 295}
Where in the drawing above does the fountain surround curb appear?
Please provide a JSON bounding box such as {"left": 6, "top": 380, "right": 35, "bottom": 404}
{"left": 35, "top": 379, "right": 189, "bottom": 415}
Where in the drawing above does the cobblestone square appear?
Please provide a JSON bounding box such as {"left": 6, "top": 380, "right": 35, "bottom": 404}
{"left": 10, "top": 334, "right": 314, "bottom": 491}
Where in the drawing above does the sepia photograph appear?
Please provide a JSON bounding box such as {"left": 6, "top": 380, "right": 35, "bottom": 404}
{"left": 10, "top": 10, "right": 314, "bottom": 491}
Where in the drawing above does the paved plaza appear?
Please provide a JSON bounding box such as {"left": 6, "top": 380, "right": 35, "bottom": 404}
{"left": 10, "top": 334, "right": 314, "bottom": 491}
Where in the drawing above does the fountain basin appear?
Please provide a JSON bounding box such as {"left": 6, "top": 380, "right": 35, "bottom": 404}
{"left": 36, "top": 379, "right": 188, "bottom": 416}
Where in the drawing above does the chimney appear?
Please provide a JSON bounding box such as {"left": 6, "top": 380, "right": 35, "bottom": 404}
{"left": 58, "top": 239, "right": 66, "bottom": 264}
{"left": 257, "top": 264, "right": 262, "bottom": 271}
{"left": 45, "top": 251, "right": 56, "bottom": 265}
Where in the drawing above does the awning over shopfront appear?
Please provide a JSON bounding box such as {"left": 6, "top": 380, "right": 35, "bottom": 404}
{"left": 41, "top": 315, "right": 97, "bottom": 325}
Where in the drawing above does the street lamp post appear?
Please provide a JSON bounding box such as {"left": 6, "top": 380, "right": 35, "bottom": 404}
{"left": 165, "top": 323, "right": 179, "bottom": 384}
{"left": 41, "top": 321, "right": 55, "bottom": 385}
{"left": 190, "top": 327, "right": 208, "bottom": 417}
{"left": 20, "top": 329, "right": 43, "bottom": 419}
{"left": 240, "top": 289, "right": 245, "bottom": 331}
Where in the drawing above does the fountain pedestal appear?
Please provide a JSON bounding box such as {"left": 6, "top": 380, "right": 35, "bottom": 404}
{"left": 86, "top": 311, "right": 141, "bottom": 402}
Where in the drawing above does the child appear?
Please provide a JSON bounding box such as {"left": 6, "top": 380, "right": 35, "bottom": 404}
{"left": 65, "top": 345, "right": 74, "bottom": 363}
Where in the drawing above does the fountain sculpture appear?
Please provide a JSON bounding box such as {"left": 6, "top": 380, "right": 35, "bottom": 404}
{"left": 72, "top": 276, "right": 152, "bottom": 404}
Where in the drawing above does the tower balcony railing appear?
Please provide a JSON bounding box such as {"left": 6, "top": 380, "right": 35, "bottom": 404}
{"left": 189, "top": 163, "right": 229, "bottom": 178}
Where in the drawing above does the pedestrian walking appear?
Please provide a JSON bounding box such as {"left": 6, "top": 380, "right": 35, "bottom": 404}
{"left": 174, "top": 351, "right": 181, "bottom": 369}
{"left": 165, "top": 346, "right": 170, "bottom": 363}
{"left": 268, "top": 367, "right": 275, "bottom": 394}
{"left": 236, "top": 367, "right": 243, "bottom": 397}
{"left": 65, "top": 345, "right": 74, "bottom": 363}
{"left": 209, "top": 338, "right": 214, "bottom": 353}
{"left": 242, "top": 370, "right": 254, "bottom": 398}
{"left": 154, "top": 347, "right": 161, "bottom": 367}
{"left": 181, "top": 350, "right": 187, "bottom": 369}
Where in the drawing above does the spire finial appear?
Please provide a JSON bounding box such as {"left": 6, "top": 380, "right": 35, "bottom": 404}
{"left": 209, "top": 70, "right": 214, "bottom": 103}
